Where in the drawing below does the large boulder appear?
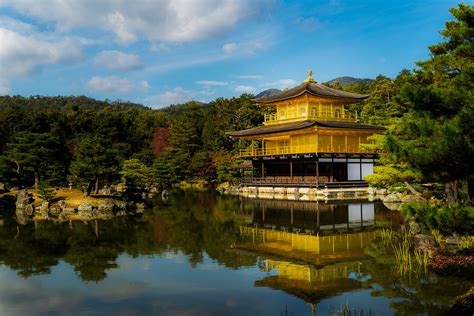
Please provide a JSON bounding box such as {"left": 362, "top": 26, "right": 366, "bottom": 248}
{"left": 58, "top": 200, "right": 67, "bottom": 209}
{"left": 401, "top": 194, "right": 425, "bottom": 203}
{"left": 136, "top": 202, "right": 146, "bottom": 214}
{"left": 383, "top": 193, "right": 402, "bottom": 203}
{"left": 98, "top": 200, "right": 115, "bottom": 213}
{"left": 78, "top": 203, "right": 93, "bottom": 212}
{"left": 77, "top": 203, "right": 94, "bottom": 219}
{"left": 414, "top": 234, "right": 437, "bottom": 255}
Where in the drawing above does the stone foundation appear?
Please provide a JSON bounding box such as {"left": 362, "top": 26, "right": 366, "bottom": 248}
{"left": 221, "top": 184, "right": 371, "bottom": 201}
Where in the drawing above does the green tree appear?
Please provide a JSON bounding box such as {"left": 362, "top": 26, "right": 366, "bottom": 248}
{"left": 120, "top": 159, "right": 152, "bottom": 191}
{"left": 69, "top": 135, "right": 119, "bottom": 195}
{"left": 385, "top": 4, "right": 474, "bottom": 204}
{"left": 4, "top": 131, "right": 66, "bottom": 187}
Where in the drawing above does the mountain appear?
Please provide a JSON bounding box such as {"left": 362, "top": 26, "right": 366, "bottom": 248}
{"left": 255, "top": 89, "right": 281, "bottom": 98}
{"left": 325, "top": 76, "right": 373, "bottom": 87}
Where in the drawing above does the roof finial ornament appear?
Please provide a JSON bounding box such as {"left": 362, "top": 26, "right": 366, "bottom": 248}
{"left": 304, "top": 70, "right": 316, "bottom": 83}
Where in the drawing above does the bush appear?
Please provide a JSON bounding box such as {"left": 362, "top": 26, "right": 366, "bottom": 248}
{"left": 401, "top": 202, "right": 474, "bottom": 235}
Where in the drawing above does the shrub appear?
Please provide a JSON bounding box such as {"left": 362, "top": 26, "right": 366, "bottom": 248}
{"left": 401, "top": 202, "right": 474, "bottom": 235}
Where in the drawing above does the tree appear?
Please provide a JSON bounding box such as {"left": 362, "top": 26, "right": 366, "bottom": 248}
{"left": 4, "top": 132, "right": 66, "bottom": 187}
{"left": 120, "top": 159, "right": 152, "bottom": 192}
{"left": 69, "top": 135, "right": 119, "bottom": 195}
{"left": 385, "top": 4, "right": 474, "bottom": 204}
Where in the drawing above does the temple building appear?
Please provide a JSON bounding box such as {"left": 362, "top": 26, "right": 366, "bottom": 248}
{"left": 227, "top": 71, "right": 385, "bottom": 186}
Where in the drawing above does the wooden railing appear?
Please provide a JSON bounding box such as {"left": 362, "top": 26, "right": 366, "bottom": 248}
{"left": 264, "top": 110, "right": 357, "bottom": 125}
{"left": 239, "top": 144, "right": 371, "bottom": 157}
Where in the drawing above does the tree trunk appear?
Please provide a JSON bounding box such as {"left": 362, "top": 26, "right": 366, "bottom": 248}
{"left": 34, "top": 173, "right": 39, "bottom": 189}
{"left": 94, "top": 178, "right": 99, "bottom": 194}
{"left": 444, "top": 180, "right": 459, "bottom": 206}
{"left": 85, "top": 181, "right": 94, "bottom": 196}
{"left": 468, "top": 177, "right": 474, "bottom": 202}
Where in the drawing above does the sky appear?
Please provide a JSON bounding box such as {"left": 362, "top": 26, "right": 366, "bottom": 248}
{"left": 0, "top": 0, "right": 465, "bottom": 108}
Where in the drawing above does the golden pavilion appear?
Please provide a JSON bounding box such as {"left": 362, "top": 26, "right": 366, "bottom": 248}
{"left": 227, "top": 71, "right": 384, "bottom": 186}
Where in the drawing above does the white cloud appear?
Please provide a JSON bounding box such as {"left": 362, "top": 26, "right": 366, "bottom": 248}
{"left": 138, "top": 80, "right": 150, "bottom": 91}
{"left": 150, "top": 42, "right": 170, "bottom": 52}
{"left": 222, "top": 42, "right": 237, "bottom": 54}
{"left": 143, "top": 87, "right": 196, "bottom": 107}
{"left": 263, "top": 79, "right": 298, "bottom": 89}
{"left": 94, "top": 50, "right": 143, "bottom": 71}
{"left": 0, "top": 78, "right": 10, "bottom": 95}
{"left": 196, "top": 80, "right": 228, "bottom": 86}
{"left": 87, "top": 76, "right": 134, "bottom": 93}
{"left": 0, "top": 16, "right": 35, "bottom": 34}
{"left": 235, "top": 74, "right": 263, "bottom": 80}
{"left": 0, "top": 27, "right": 83, "bottom": 77}
{"left": 3, "top": 0, "right": 269, "bottom": 44}
{"left": 235, "top": 85, "right": 256, "bottom": 93}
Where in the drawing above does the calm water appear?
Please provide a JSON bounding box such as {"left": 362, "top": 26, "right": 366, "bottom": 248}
{"left": 0, "top": 190, "right": 470, "bottom": 316}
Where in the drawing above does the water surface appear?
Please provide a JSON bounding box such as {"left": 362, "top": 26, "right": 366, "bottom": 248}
{"left": 0, "top": 191, "right": 470, "bottom": 315}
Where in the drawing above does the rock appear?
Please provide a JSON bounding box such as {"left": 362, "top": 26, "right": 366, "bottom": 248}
{"left": 383, "top": 201, "right": 402, "bottom": 211}
{"left": 383, "top": 193, "right": 402, "bottom": 203}
{"left": 39, "top": 201, "right": 49, "bottom": 213}
{"left": 58, "top": 212, "right": 67, "bottom": 221}
{"left": 62, "top": 207, "right": 76, "bottom": 215}
{"left": 15, "top": 189, "right": 30, "bottom": 208}
{"left": 136, "top": 202, "right": 146, "bottom": 213}
{"left": 41, "top": 209, "right": 49, "bottom": 219}
{"left": 50, "top": 206, "right": 61, "bottom": 216}
{"left": 116, "top": 210, "right": 127, "bottom": 216}
{"left": 115, "top": 201, "right": 128, "bottom": 210}
{"left": 25, "top": 204, "right": 35, "bottom": 216}
{"left": 77, "top": 203, "right": 94, "bottom": 219}
{"left": 401, "top": 194, "right": 425, "bottom": 203}
{"left": 409, "top": 221, "right": 422, "bottom": 235}
{"left": 377, "top": 188, "right": 388, "bottom": 195}
{"left": 58, "top": 200, "right": 67, "bottom": 208}
{"left": 445, "top": 236, "right": 461, "bottom": 245}
{"left": 116, "top": 183, "right": 126, "bottom": 193}
{"left": 98, "top": 200, "right": 115, "bottom": 213}
{"left": 414, "top": 234, "right": 437, "bottom": 255}
{"left": 0, "top": 182, "right": 5, "bottom": 193}
{"left": 108, "top": 185, "right": 117, "bottom": 195}
{"left": 78, "top": 203, "right": 93, "bottom": 212}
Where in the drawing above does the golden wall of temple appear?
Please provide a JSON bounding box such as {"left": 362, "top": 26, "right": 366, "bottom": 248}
{"left": 241, "top": 129, "right": 375, "bottom": 157}
{"left": 263, "top": 94, "right": 357, "bottom": 125}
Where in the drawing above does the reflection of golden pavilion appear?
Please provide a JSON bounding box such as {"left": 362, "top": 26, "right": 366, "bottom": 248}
{"left": 239, "top": 226, "right": 374, "bottom": 264}
{"left": 256, "top": 259, "right": 363, "bottom": 313}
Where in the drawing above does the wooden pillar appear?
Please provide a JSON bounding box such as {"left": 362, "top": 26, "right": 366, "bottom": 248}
{"left": 344, "top": 135, "right": 348, "bottom": 152}
{"left": 261, "top": 161, "right": 265, "bottom": 178}
{"left": 290, "top": 160, "right": 293, "bottom": 178}
{"left": 330, "top": 157, "right": 334, "bottom": 182}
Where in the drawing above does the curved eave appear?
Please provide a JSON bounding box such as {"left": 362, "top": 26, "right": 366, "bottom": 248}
{"left": 226, "top": 120, "right": 386, "bottom": 138}
{"left": 254, "top": 82, "right": 369, "bottom": 105}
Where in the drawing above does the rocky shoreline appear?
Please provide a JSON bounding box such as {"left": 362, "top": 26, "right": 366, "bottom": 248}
{"left": 10, "top": 188, "right": 150, "bottom": 224}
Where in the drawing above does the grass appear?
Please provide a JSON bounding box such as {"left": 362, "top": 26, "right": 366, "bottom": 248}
{"left": 28, "top": 188, "right": 120, "bottom": 208}
{"left": 379, "top": 227, "right": 430, "bottom": 277}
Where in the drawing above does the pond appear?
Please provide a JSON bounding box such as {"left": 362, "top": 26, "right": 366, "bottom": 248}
{"left": 0, "top": 190, "right": 470, "bottom": 315}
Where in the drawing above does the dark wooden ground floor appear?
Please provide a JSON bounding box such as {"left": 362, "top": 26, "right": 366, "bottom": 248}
{"left": 242, "top": 154, "right": 376, "bottom": 185}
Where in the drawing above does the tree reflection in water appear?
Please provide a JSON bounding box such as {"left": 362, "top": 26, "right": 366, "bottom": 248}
{"left": 0, "top": 190, "right": 469, "bottom": 314}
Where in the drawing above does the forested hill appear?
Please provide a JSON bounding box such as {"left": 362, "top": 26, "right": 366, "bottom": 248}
{"left": 325, "top": 76, "right": 373, "bottom": 87}
{"left": 0, "top": 95, "right": 146, "bottom": 111}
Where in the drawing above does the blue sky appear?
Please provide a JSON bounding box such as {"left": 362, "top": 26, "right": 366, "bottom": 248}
{"left": 0, "top": 0, "right": 464, "bottom": 108}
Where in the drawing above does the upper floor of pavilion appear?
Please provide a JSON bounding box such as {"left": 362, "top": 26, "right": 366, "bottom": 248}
{"left": 255, "top": 71, "right": 369, "bottom": 126}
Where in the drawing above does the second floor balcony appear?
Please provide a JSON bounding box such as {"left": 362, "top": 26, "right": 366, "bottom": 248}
{"left": 264, "top": 109, "right": 357, "bottom": 125}
{"left": 239, "top": 143, "right": 376, "bottom": 157}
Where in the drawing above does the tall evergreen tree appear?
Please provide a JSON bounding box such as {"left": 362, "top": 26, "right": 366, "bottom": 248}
{"left": 386, "top": 4, "right": 474, "bottom": 204}
{"left": 69, "top": 135, "right": 119, "bottom": 195}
